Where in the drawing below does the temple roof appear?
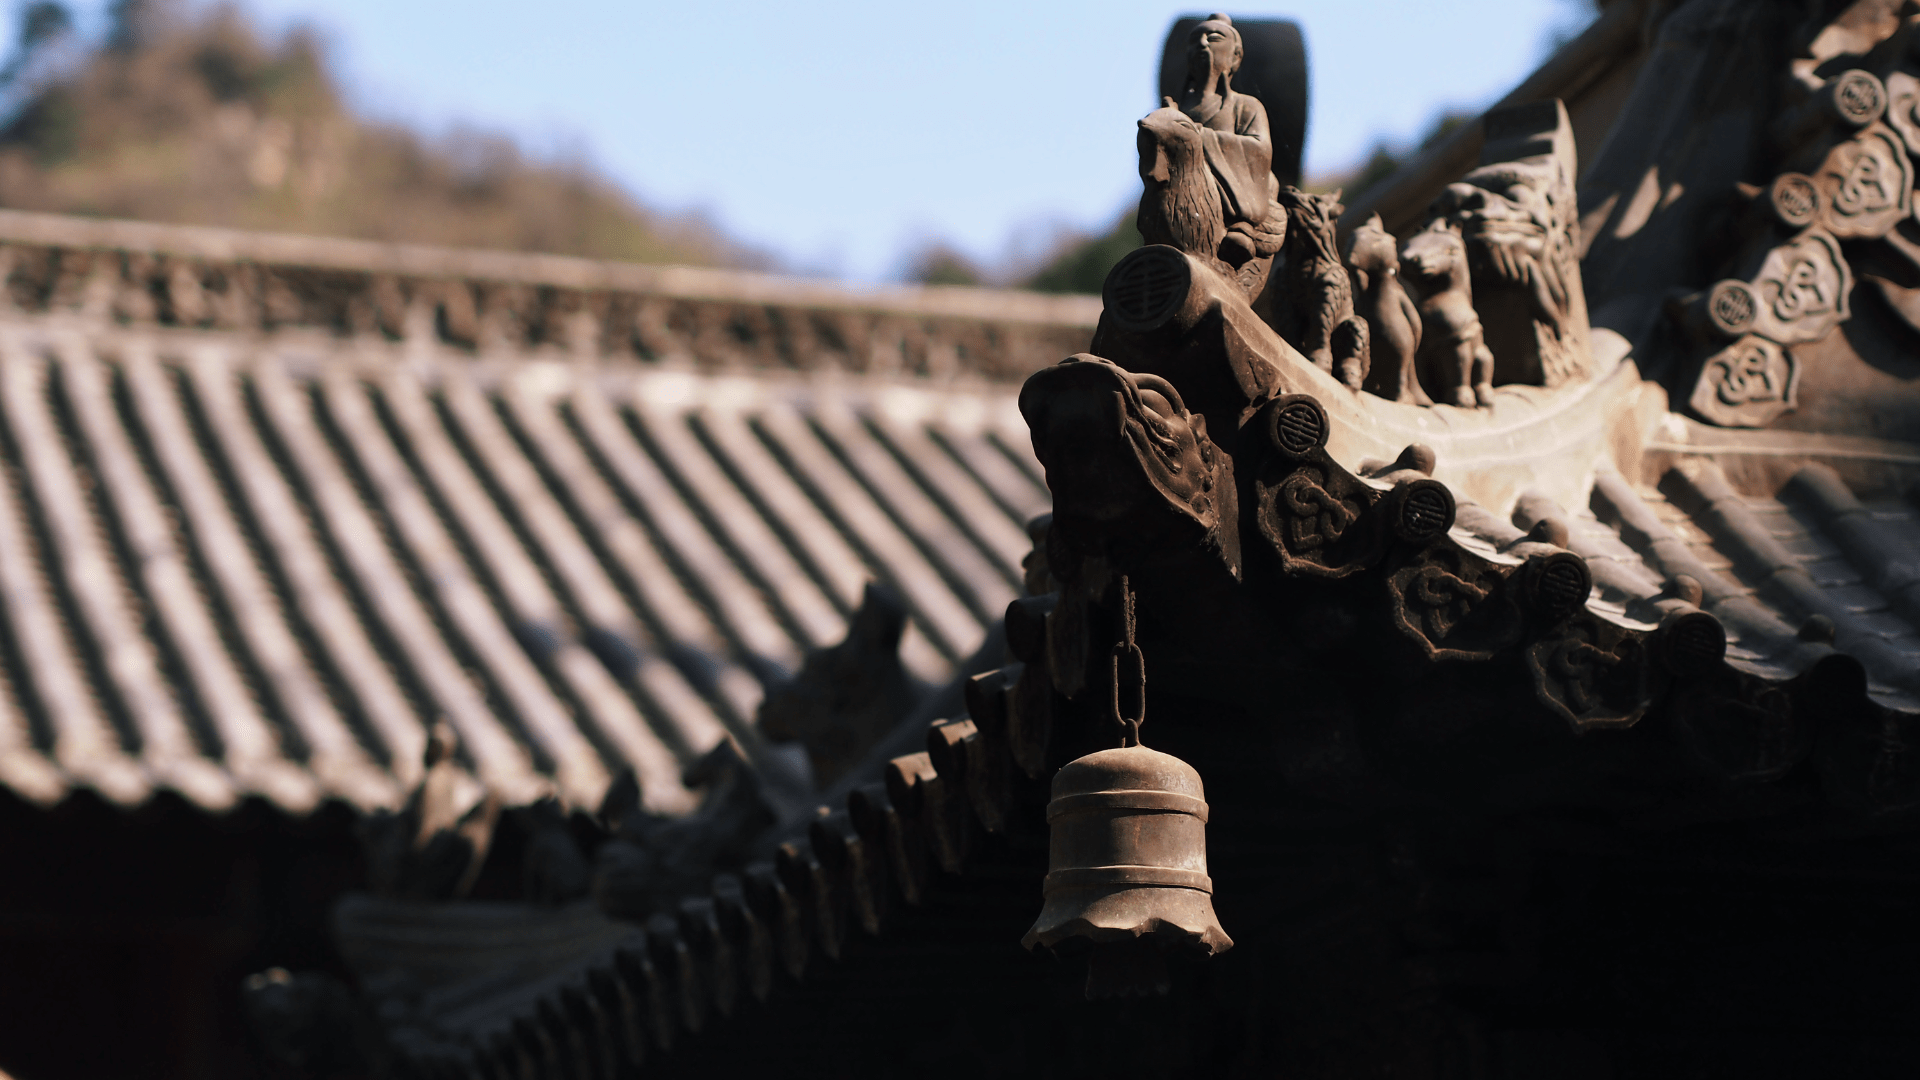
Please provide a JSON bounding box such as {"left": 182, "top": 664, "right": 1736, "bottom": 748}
{"left": 313, "top": 451, "right": 1920, "bottom": 1073}
{"left": 1452, "top": 464, "right": 1920, "bottom": 709}
{"left": 11, "top": 3, "right": 1920, "bottom": 1072}
{"left": 285, "top": 1, "right": 1920, "bottom": 1069}
{"left": 0, "top": 212, "right": 1064, "bottom": 815}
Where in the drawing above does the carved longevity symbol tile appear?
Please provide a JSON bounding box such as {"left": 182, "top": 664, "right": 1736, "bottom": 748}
{"left": 1767, "top": 173, "right": 1822, "bottom": 228}
{"left": 1744, "top": 229, "right": 1852, "bottom": 345}
{"left": 1527, "top": 554, "right": 1593, "bottom": 620}
{"left": 1271, "top": 398, "right": 1326, "bottom": 456}
{"left": 1829, "top": 68, "right": 1889, "bottom": 126}
{"left": 1707, "top": 279, "right": 1758, "bottom": 335}
{"left": 1103, "top": 245, "right": 1191, "bottom": 333}
{"left": 1809, "top": 124, "right": 1913, "bottom": 239}
{"left": 1524, "top": 614, "right": 1648, "bottom": 731}
{"left": 1688, "top": 334, "right": 1800, "bottom": 428}
{"left": 1385, "top": 545, "right": 1522, "bottom": 662}
{"left": 1655, "top": 609, "right": 1728, "bottom": 679}
{"left": 1393, "top": 482, "right": 1455, "bottom": 545}
{"left": 1248, "top": 395, "right": 1384, "bottom": 578}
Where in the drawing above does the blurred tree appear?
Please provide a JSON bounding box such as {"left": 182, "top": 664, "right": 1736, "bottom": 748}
{"left": 1025, "top": 211, "right": 1142, "bottom": 295}
{"left": 1, "top": 2, "right": 72, "bottom": 85}
{"left": 0, "top": 0, "right": 749, "bottom": 266}
{"left": 1343, "top": 145, "right": 1402, "bottom": 206}
{"left": 106, "top": 0, "right": 162, "bottom": 53}
{"left": 0, "top": 2, "right": 78, "bottom": 165}
{"left": 1340, "top": 110, "right": 1474, "bottom": 210}
{"left": 906, "top": 242, "right": 984, "bottom": 287}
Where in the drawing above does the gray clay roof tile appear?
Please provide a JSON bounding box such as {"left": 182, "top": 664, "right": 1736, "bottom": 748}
{"left": 0, "top": 321, "right": 1044, "bottom": 814}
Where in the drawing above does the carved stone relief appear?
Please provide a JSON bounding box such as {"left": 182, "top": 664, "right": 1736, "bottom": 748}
{"left": 1135, "top": 14, "right": 1288, "bottom": 301}
{"left": 1124, "top": 73, "right": 1597, "bottom": 413}
{"left": 1744, "top": 229, "right": 1853, "bottom": 344}
{"left": 1244, "top": 395, "right": 1381, "bottom": 578}
{"left": 1656, "top": 52, "right": 1920, "bottom": 429}
{"left": 1427, "top": 100, "right": 1590, "bottom": 390}
{"left": 1524, "top": 612, "right": 1650, "bottom": 732}
{"left": 1686, "top": 334, "right": 1801, "bottom": 428}
{"left": 0, "top": 240, "right": 1085, "bottom": 382}
{"left": 1020, "top": 354, "right": 1238, "bottom": 573}
{"left": 1400, "top": 220, "right": 1494, "bottom": 409}
{"left": 1345, "top": 213, "right": 1431, "bottom": 405}
{"left": 1274, "top": 187, "right": 1367, "bottom": 389}
{"left": 1239, "top": 395, "right": 1457, "bottom": 581}
{"left": 1802, "top": 123, "right": 1912, "bottom": 239}
{"left": 1384, "top": 544, "right": 1523, "bottom": 663}
{"left": 1678, "top": 219, "right": 1850, "bottom": 428}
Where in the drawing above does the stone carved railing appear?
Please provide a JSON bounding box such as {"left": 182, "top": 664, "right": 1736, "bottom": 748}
{"left": 0, "top": 209, "right": 1100, "bottom": 381}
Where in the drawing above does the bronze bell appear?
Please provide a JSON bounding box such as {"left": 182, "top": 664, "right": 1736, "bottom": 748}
{"left": 1021, "top": 578, "right": 1230, "bottom": 998}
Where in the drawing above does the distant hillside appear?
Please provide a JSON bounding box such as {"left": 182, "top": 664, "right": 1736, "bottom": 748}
{"left": 0, "top": 0, "right": 748, "bottom": 265}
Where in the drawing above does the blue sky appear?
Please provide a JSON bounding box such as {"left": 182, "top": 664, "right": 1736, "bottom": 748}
{"left": 67, "top": 1, "right": 1591, "bottom": 279}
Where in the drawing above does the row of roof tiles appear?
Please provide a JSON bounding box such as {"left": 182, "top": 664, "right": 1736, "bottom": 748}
{"left": 1450, "top": 464, "right": 1920, "bottom": 710}
{"left": 0, "top": 320, "right": 1049, "bottom": 815}
{"left": 328, "top": 445, "right": 1920, "bottom": 1078}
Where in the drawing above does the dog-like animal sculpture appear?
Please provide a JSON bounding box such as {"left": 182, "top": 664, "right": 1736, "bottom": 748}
{"left": 1345, "top": 213, "right": 1432, "bottom": 405}
{"left": 1400, "top": 219, "right": 1495, "bottom": 408}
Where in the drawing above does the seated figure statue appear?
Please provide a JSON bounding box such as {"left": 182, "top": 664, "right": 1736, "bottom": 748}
{"left": 1136, "top": 13, "right": 1288, "bottom": 297}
